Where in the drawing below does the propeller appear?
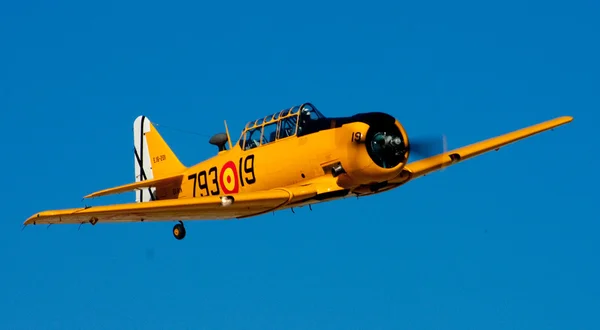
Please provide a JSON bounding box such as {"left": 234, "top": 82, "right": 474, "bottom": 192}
{"left": 409, "top": 134, "right": 448, "bottom": 159}
{"left": 368, "top": 130, "right": 448, "bottom": 168}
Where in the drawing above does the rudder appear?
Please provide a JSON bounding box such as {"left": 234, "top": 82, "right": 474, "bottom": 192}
{"left": 133, "top": 115, "right": 186, "bottom": 202}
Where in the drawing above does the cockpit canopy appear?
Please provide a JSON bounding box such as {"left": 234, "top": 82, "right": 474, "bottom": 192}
{"left": 238, "top": 103, "right": 326, "bottom": 150}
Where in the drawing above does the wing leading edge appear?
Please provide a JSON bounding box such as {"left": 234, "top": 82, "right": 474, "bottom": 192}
{"left": 394, "top": 115, "right": 573, "bottom": 182}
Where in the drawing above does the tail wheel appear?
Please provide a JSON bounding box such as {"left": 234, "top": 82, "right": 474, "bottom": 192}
{"left": 173, "top": 222, "right": 186, "bottom": 240}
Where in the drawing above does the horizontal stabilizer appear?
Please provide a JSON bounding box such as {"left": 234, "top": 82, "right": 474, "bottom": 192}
{"left": 84, "top": 174, "right": 184, "bottom": 199}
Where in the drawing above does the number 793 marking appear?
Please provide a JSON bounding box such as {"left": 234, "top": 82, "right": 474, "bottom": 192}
{"left": 187, "top": 154, "right": 256, "bottom": 197}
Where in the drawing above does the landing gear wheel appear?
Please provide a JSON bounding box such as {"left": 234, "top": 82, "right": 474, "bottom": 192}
{"left": 173, "top": 222, "right": 186, "bottom": 240}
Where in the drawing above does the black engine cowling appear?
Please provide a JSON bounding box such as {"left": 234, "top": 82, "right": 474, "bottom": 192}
{"left": 350, "top": 112, "right": 409, "bottom": 169}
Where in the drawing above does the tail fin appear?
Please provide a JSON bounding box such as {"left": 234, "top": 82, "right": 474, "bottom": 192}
{"left": 133, "top": 116, "right": 186, "bottom": 202}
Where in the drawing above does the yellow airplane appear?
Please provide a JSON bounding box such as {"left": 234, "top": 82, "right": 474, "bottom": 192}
{"left": 24, "top": 103, "right": 573, "bottom": 240}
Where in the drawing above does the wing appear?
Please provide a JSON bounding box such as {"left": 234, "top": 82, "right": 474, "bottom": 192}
{"left": 393, "top": 116, "right": 573, "bottom": 182}
{"left": 24, "top": 178, "right": 340, "bottom": 226}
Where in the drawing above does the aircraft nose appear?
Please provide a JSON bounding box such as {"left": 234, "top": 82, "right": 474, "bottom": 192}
{"left": 349, "top": 112, "right": 409, "bottom": 169}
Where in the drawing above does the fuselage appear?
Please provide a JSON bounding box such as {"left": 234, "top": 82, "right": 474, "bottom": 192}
{"left": 153, "top": 103, "right": 411, "bottom": 202}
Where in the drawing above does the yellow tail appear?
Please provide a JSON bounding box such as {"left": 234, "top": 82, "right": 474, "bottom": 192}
{"left": 133, "top": 115, "right": 186, "bottom": 202}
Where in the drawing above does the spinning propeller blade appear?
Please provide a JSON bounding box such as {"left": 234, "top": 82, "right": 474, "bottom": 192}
{"left": 409, "top": 134, "right": 448, "bottom": 159}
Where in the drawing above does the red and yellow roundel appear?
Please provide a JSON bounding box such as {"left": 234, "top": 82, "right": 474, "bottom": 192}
{"left": 219, "top": 161, "right": 239, "bottom": 194}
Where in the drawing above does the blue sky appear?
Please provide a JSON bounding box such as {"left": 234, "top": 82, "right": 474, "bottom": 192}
{"left": 1, "top": 0, "right": 598, "bottom": 329}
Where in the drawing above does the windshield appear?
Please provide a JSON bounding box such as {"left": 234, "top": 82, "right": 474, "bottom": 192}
{"left": 300, "top": 103, "right": 324, "bottom": 120}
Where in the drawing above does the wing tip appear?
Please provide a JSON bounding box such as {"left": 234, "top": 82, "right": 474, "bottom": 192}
{"left": 83, "top": 192, "right": 99, "bottom": 199}
{"left": 558, "top": 115, "right": 574, "bottom": 124}
{"left": 544, "top": 115, "right": 573, "bottom": 130}
{"left": 24, "top": 213, "right": 40, "bottom": 226}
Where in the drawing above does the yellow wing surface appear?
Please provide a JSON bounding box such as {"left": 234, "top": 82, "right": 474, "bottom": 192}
{"left": 24, "top": 180, "right": 333, "bottom": 226}
{"left": 83, "top": 174, "right": 184, "bottom": 199}
{"left": 395, "top": 116, "right": 573, "bottom": 182}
